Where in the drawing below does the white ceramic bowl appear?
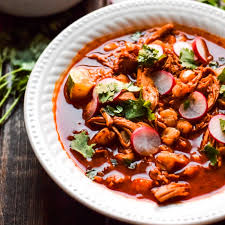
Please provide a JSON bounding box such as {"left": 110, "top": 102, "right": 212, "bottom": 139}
{"left": 0, "top": 0, "right": 81, "bottom": 17}
{"left": 24, "top": 1, "right": 225, "bottom": 224}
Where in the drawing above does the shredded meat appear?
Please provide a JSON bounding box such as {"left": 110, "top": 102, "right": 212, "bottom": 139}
{"left": 100, "top": 108, "right": 113, "bottom": 127}
{"left": 117, "top": 91, "right": 136, "bottom": 101}
{"left": 137, "top": 68, "right": 159, "bottom": 110}
{"left": 151, "top": 182, "right": 190, "bottom": 203}
{"left": 146, "top": 23, "right": 174, "bottom": 43}
{"left": 91, "top": 128, "right": 115, "bottom": 145}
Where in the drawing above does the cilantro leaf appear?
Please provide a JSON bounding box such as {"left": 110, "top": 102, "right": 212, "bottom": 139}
{"left": 218, "top": 68, "right": 225, "bottom": 83}
{"left": 183, "top": 99, "right": 190, "bottom": 110}
{"left": 86, "top": 169, "right": 98, "bottom": 180}
{"left": 70, "top": 131, "right": 95, "bottom": 159}
{"left": 124, "top": 93, "right": 155, "bottom": 120}
{"left": 203, "top": 144, "right": 219, "bottom": 166}
{"left": 220, "top": 119, "right": 225, "bottom": 133}
{"left": 137, "top": 44, "right": 163, "bottom": 67}
{"left": 96, "top": 82, "right": 120, "bottom": 103}
{"left": 104, "top": 105, "right": 124, "bottom": 116}
{"left": 131, "top": 31, "right": 142, "bottom": 42}
{"left": 179, "top": 48, "right": 197, "bottom": 69}
{"left": 96, "top": 81, "right": 140, "bottom": 104}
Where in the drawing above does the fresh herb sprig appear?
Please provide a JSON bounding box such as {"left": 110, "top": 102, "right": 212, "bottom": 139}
{"left": 0, "top": 34, "right": 50, "bottom": 125}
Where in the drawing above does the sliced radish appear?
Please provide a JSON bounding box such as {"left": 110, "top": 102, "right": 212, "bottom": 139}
{"left": 173, "top": 41, "right": 192, "bottom": 57}
{"left": 83, "top": 97, "right": 99, "bottom": 120}
{"left": 151, "top": 70, "right": 175, "bottom": 95}
{"left": 209, "top": 114, "right": 225, "bottom": 144}
{"left": 147, "top": 44, "right": 164, "bottom": 57}
{"left": 179, "top": 91, "right": 208, "bottom": 120}
{"left": 131, "top": 126, "right": 161, "bottom": 156}
{"left": 192, "top": 37, "right": 210, "bottom": 64}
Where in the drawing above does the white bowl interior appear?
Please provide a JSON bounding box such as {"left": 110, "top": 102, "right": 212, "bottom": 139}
{"left": 24, "top": 0, "right": 225, "bottom": 224}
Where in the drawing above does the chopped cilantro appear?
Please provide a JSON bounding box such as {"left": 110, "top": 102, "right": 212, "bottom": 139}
{"left": 203, "top": 144, "right": 219, "bottom": 166}
{"left": 96, "top": 81, "right": 140, "bottom": 104}
{"left": 131, "top": 31, "right": 142, "bottom": 42}
{"left": 179, "top": 48, "right": 197, "bottom": 69}
{"left": 96, "top": 82, "right": 120, "bottom": 103}
{"left": 137, "top": 44, "right": 163, "bottom": 67}
{"left": 110, "top": 159, "right": 118, "bottom": 167}
{"left": 218, "top": 68, "right": 225, "bottom": 83}
{"left": 220, "top": 119, "right": 225, "bottom": 133}
{"left": 70, "top": 131, "right": 95, "bottom": 159}
{"left": 104, "top": 92, "right": 155, "bottom": 121}
{"left": 86, "top": 169, "right": 98, "bottom": 180}
{"left": 104, "top": 105, "right": 124, "bottom": 116}
{"left": 183, "top": 99, "right": 190, "bottom": 110}
{"left": 124, "top": 94, "right": 155, "bottom": 121}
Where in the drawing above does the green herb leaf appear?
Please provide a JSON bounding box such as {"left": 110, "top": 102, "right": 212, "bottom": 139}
{"left": 203, "top": 144, "right": 219, "bottom": 166}
{"left": 179, "top": 48, "right": 197, "bottom": 69}
{"left": 220, "top": 119, "right": 225, "bottom": 133}
{"left": 110, "top": 159, "right": 118, "bottom": 167}
{"left": 137, "top": 44, "right": 163, "bottom": 67}
{"left": 124, "top": 93, "right": 155, "bottom": 120}
{"left": 218, "top": 68, "right": 225, "bottom": 83}
{"left": 199, "top": 0, "right": 219, "bottom": 6}
{"left": 70, "top": 131, "right": 95, "bottom": 159}
{"left": 96, "top": 82, "right": 120, "bottom": 103}
{"left": 86, "top": 169, "right": 98, "bottom": 180}
{"left": 183, "top": 99, "right": 190, "bottom": 110}
{"left": 104, "top": 105, "right": 124, "bottom": 116}
{"left": 96, "top": 81, "right": 140, "bottom": 104}
{"left": 131, "top": 31, "right": 142, "bottom": 42}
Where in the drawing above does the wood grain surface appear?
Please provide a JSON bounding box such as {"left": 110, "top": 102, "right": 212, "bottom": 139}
{"left": 0, "top": 0, "right": 224, "bottom": 225}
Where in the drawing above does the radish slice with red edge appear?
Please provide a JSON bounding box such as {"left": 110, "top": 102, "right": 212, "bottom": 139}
{"left": 151, "top": 70, "right": 175, "bottom": 95}
{"left": 192, "top": 37, "right": 210, "bottom": 64}
{"left": 173, "top": 41, "right": 193, "bottom": 57}
{"left": 147, "top": 44, "right": 164, "bottom": 58}
{"left": 95, "top": 78, "right": 122, "bottom": 102}
{"left": 131, "top": 126, "right": 161, "bottom": 156}
{"left": 179, "top": 91, "right": 207, "bottom": 120}
{"left": 208, "top": 114, "right": 225, "bottom": 144}
{"left": 83, "top": 97, "right": 99, "bottom": 120}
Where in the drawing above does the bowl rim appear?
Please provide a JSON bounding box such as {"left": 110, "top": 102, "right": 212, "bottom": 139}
{"left": 24, "top": 0, "right": 225, "bottom": 224}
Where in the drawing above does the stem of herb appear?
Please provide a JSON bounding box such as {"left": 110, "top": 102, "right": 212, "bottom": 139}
{"left": 0, "top": 94, "right": 22, "bottom": 125}
{"left": 0, "top": 88, "right": 11, "bottom": 108}
{"left": 0, "top": 67, "right": 24, "bottom": 83}
{"left": 0, "top": 80, "right": 9, "bottom": 91}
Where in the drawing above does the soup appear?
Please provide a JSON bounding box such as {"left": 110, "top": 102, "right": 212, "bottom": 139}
{"left": 53, "top": 24, "right": 225, "bottom": 203}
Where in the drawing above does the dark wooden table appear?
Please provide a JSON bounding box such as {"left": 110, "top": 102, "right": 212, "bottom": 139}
{"left": 0, "top": 1, "right": 225, "bottom": 225}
